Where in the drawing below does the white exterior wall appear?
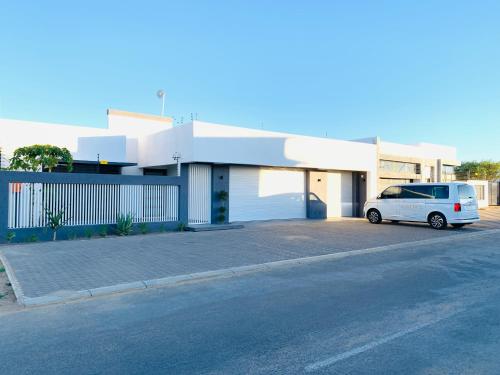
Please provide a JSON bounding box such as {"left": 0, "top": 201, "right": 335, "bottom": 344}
{"left": 140, "top": 121, "right": 379, "bottom": 199}
{"left": 74, "top": 136, "right": 128, "bottom": 163}
{"left": 466, "top": 180, "right": 489, "bottom": 209}
{"left": 380, "top": 141, "right": 458, "bottom": 162}
{"left": 0, "top": 110, "right": 172, "bottom": 173}
{"left": 139, "top": 124, "right": 194, "bottom": 168}
{"left": 0, "top": 111, "right": 456, "bottom": 206}
{"left": 327, "top": 172, "right": 353, "bottom": 217}
{"left": 0, "top": 118, "right": 109, "bottom": 160}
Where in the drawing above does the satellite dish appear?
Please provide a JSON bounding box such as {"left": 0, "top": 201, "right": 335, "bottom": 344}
{"left": 157, "top": 89, "right": 166, "bottom": 116}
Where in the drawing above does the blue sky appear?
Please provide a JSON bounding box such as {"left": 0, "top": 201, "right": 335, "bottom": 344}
{"left": 1, "top": 0, "right": 499, "bottom": 160}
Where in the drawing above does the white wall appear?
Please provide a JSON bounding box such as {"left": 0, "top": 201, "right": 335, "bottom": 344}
{"left": 137, "top": 121, "right": 379, "bottom": 198}
{"left": 139, "top": 124, "right": 194, "bottom": 168}
{"left": 466, "top": 180, "right": 489, "bottom": 209}
{"left": 191, "top": 121, "right": 377, "bottom": 171}
{"left": 380, "top": 141, "right": 458, "bottom": 161}
{"left": 0, "top": 118, "right": 109, "bottom": 160}
{"left": 74, "top": 136, "right": 127, "bottom": 163}
{"left": 0, "top": 110, "right": 172, "bottom": 173}
{"left": 327, "top": 171, "right": 353, "bottom": 217}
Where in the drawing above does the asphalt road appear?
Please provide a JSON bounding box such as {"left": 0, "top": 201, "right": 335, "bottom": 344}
{"left": 1, "top": 230, "right": 500, "bottom": 374}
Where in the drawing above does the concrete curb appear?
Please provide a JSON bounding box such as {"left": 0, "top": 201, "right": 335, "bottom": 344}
{"left": 7, "top": 228, "right": 500, "bottom": 307}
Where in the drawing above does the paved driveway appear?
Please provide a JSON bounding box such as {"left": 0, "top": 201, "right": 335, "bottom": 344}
{"left": 0, "top": 211, "right": 498, "bottom": 305}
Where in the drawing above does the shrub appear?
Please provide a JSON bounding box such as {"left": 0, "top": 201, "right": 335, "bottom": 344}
{"left": 26, "top": 234, "right": 38, "bottom": 243}
{"left": 216, "top": 214, "right": 225, "bottom": 223}
{"left": 177, "top": 223, "right": 186, "bottom": 232}
{"left": 67, "top": 232, "right": 78, "bottom": 240}
{"left": 99, "top": 225, "right": 108, "bottom": 237}
{"left": 138, "top": 223, "right": 149, "bottom": 235}
{"left": 116, "top": 213, "right": 134, "bottom": 236}
{"left": 84, "top": 229, "right": 93, "bottom": 239}
{"left": 217, "top": 190, "right": 228, "bottom": 201}
{"left": 6, "top": 232, "right": 16, "bottom": 243}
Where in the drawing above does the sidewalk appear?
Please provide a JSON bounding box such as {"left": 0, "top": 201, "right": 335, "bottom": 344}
{"left": 0, "top": 219, "right": 493, "bottom": 306}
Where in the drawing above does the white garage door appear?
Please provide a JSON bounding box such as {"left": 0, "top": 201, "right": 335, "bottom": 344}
{"left": 327, "top": 171, "right": 353, "bottom": 217}
{"left": 229, "top": 166, "right": 306, "bottom": 222}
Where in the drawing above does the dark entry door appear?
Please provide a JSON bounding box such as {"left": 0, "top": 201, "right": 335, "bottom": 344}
{"left": 352, "top": 172, "right": 367, "bottom": 217}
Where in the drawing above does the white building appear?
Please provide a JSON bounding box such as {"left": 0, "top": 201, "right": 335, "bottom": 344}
{"left": 0, "top": 109, "right": 461, "bottom": 224}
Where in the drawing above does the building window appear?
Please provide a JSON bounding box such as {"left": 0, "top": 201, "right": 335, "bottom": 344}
{"left": 379, "top": 160, "right": 419, "bottom": 174}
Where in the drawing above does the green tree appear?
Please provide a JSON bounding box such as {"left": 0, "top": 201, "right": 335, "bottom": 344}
{"left": 9, "top": 145, "right": 73, "bottom": 172}
{"left": 455, "top": 161, "right": 500, "bottom": 181}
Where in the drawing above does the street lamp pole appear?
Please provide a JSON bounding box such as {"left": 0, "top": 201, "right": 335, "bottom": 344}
{"left": 172, "top": 152, "right": 182, "bottom": 176}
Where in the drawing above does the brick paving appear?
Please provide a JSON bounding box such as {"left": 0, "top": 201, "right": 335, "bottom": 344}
{"left": 0, "top": 212, "right": 497, "bottom": 300}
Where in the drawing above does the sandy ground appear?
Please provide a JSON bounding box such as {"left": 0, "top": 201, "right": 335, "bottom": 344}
{"left": 0, "top": 260, "right": 16, "bottom": 308}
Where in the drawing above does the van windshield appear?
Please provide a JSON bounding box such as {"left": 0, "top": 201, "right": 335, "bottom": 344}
{"left": 458, "top": 184, "right": 476, "bottom": 199}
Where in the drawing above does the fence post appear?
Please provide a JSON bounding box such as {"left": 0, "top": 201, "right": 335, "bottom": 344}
{"left": 0, "top": 173, "right": 9, "bottom": 242}
{"left": 179, "top": 163, "right": 189, "bottom": 224}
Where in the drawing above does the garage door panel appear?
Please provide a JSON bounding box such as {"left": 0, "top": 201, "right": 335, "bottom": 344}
{"left": 229, "top": 167, "right": 306, "bottom": 222}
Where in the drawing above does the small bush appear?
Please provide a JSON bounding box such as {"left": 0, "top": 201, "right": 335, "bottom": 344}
{"left": 218, "top": 206, "right": 226, "bottom": 213}
{"left": 116, "top": 213, "right": 134, "bottom": 236}
{"left": 84, "top": 229, "right": 93, "bottom": 239}
{"left": 0, "top": 266, "right": 5, "bottom": 273}
{"left": 99, "top": 225, "right": 108, "bottom": 237}
{"left": 138, "top": 223, "right": 149, "bottom": 235}
{"left": 177, "top": 223, "right": 186, "bottom": 232}
{"left": 67, "top": 232, "right": 78, "bottom": 240}
{"left": 26, "top": 234, "right": 38, "bottom": 243}
{"left": 6, "top": 232, "right": 15, "bottom": 243}
{"left": 216, "top": 214, "right": 225, "bottom": 223}
{"left": 217, "top": 190, "right": 228, "bottom": 201}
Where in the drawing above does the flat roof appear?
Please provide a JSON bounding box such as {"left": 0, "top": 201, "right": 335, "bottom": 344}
{"left": 107, "top": 109, "right": 173, "bottom": 123}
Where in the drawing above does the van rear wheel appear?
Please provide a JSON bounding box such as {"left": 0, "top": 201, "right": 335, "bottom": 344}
{"left": 429, "top": 213, "right": 447, "bottom": 230}
{"left": 367, "top": 209, "right": 382, "bottom": 224}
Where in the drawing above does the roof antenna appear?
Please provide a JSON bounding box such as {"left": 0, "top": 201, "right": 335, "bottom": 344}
{"left": 156, "top": 89, "right": 166, "bottom": 116}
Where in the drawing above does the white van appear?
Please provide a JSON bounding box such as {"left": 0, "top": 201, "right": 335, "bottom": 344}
{"left": 364, "top": 183, "right": 480, "bottom": 229}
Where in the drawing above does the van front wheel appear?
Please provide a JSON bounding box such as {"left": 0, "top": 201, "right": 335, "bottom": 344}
{"left": 429, "top": 213, "right": 447, "bottom": 230}
{"left": 367, "top": 209, "right": 382, "bottom": 224}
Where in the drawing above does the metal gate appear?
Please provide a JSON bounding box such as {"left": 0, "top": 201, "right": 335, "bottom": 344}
{"left": 188, "top": 164, "right": 212, "bottom": 224}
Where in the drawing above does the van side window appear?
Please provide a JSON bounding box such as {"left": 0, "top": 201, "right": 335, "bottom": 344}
{"left": 400, "top": 186, "right": 433, "bottom": 199}
{"left": 432, "top": 186, "right": 449, "bottom": 199}
{"left": 380, "top": 186, "right": 401, "bottom": 199}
